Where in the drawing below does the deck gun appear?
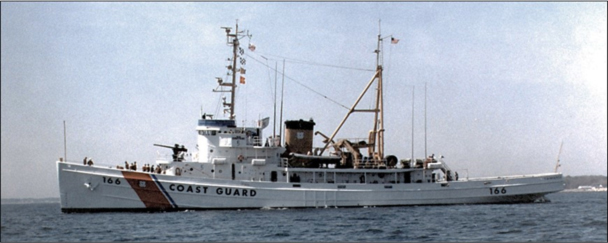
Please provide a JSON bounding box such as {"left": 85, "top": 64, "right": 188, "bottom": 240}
{"left": 154, "top": 143, "right": 188, "bottom": 162}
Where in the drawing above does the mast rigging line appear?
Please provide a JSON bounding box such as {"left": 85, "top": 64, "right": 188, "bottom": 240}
{"left": 249, "top": 52, "right": 375, "bottom": 72}
{"left": 245, "top": 53, "right": 350, "bottom": 110}
{"left": 260, "top": 56, "right": 277, "bottom": 111}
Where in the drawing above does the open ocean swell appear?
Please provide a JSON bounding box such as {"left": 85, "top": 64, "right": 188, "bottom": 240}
{"left": 1, "top": 192, "right": 606, "bottom": 242}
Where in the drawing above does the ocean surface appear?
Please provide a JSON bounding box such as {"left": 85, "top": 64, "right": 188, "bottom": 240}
{"left": 1, "top": 192, "right": 606, "bottom": 242}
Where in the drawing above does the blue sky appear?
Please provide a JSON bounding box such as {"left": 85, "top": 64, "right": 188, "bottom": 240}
{"left": 1, "top": 2, "right": 606, "bottom": 199}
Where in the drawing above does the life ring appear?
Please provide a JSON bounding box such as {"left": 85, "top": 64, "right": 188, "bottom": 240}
{"left": 238, "top": 155, "right": 244, "bottom": 162}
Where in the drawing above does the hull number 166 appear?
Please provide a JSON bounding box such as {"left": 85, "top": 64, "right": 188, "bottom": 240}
{"left": 102, "top": 177, "right": 121, "bottom": 185}
{"left": 490, "top": 187, "right": 507, "bottom": 195}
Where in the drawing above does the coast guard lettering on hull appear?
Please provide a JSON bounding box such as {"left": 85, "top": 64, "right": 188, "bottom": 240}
{"left": 167, "top": 184, "right": 257, "bottom": 197}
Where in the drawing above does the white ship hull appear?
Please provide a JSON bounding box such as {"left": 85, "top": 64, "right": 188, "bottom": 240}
{"left": 57, "top": 161, "right": 564, "bottom": 213}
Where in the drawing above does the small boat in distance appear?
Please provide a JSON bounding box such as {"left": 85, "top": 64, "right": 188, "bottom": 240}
{"left": 56, "top": 22, "right": 564, "bottom": 212}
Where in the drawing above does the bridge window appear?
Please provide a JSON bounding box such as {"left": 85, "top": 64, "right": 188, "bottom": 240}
{"left": 199, "top": 130, "right": 217, "bottom": 136}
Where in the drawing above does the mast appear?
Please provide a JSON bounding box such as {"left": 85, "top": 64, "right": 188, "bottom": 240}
{"left": 411, "top": 87, "right": 414, "bottom": 163}
{"left": 63, "top": 120, "right": 67, "bottom": 161}
{"left": 374, "top": 31, "right": 385, "bottom": 161}
{"left": 230, "top": 23, "right": 238, "bottom": 120}
{"left": 369, "top": 24, "right": 388, "bottom": 162}
{"left": 279, "top": 59, "right": 286, "bottom": 146}
{"left": 424, "top": 82, "right": 427, "bottom": 158}
{"left": 215, "top": 20, "right": 250, "bottom": 120}
{"left": 273, "top": 61, "right": 277, "bottom": 146}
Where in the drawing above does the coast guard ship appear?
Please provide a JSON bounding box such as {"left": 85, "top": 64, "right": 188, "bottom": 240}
{"left": 56, "top": 22, "right": 564, "bottom": 212}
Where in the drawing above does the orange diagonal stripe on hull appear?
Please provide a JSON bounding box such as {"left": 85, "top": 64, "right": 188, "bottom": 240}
{"left": 122, "top": 171, "right": 172, "bottom": 210}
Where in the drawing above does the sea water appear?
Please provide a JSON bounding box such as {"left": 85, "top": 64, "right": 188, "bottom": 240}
{"left": 1, "top": 192, "right": 606, "bottom": 242}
